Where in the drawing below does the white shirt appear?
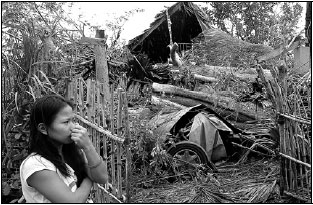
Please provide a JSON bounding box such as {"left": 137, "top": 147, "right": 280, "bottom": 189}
{"left": 20, "top": 153, "right": 78, "bottom": 203}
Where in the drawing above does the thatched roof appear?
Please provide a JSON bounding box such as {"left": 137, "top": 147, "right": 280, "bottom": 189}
{"left": 127, "top": 2, "right": 211, "bottom": 63}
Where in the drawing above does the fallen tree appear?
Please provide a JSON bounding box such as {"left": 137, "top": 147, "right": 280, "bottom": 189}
{"left": 152, "top": 82, "right": 233, "bottom": 106}
{"left": 152, "top": 83, "right": 257, "bottom": 122}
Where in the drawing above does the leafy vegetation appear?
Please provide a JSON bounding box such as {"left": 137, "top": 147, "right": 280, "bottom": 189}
{"left": 205, "top": 2, "right": 303, "bottom": 47}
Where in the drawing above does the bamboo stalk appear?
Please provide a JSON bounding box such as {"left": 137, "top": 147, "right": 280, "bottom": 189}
{"left": 278, "top": 113, "right": 311, "bottom": 124}
{"left": 111, "top": 139, "right": 116, "bottom": 196}
{"left": 101, "top": 83, "right": 107, "bottom": 129}
{"left": 78, "top": 78, "right": 83, "bottom": 116}
{"left": 110, "top": 84, "right": 115, "bottom": 134}
{"left": 288, "top": 122, "right": 297, "bottom": 191}
{"left": 96, "top": 81, "right": 101, "bottom": 126}
{"left": 91, "top": 80, "right": 96, "bottom": 123}
{"left": 285, "top": 121, "right": 293, "bottom": 190}
{"left": 116, "top": 88, "right": 123, "bottom": 198}
{"left": 102, "top": 133, "right": 109, "bottom": 202}
{"left": 279, "top": 153, "right": 311, "bottom": 168}
{"left": 73, "top": 78, "right": 77, "bottom": 113}
{"left": 86, "top": 79, "right": 92, "bottom": 121}
{"left": 75, "top": 114, "right": 123, "bottom": 143}
{"left": 97, "top": 184, "right": 123, "bottom": 203}
{"left": 123, "top": 91, "right": 132, "bottom": 203}
{"left": 294, "top": 122, "right": 304, "bottom": 191}
{"left": 283, "top": 190, "right": 310, "bottom": 202}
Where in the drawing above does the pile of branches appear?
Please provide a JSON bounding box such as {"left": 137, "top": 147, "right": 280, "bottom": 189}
{"left": 131, "top": 158, "right": 289, "bottom": 203}
{"left": 127, "top": 53, "right": 171, "bottom": 84}
{"left": 190, "top": 29, "right": 273, "bottom": 67}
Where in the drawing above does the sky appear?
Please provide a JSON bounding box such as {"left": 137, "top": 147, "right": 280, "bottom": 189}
{"left": 68, "top": 2, "right": 177, "bottom": 43}
{"left": 68, "top": 2, "right": 307, "bottom": 44}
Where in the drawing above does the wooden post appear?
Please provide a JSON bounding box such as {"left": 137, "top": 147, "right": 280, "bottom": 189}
{"left": 79, "top": 30, "right": 111, "bottom": 111}
{"left": 166, "top": 9, "right": 173, "bottom": 45}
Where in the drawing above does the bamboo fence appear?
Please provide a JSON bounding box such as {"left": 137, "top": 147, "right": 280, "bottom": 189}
{"left": 66, "top": 77, "right": 131, "bottom": 203}
{"left": 256, "top": 63, "right": 311, "bottom": 202}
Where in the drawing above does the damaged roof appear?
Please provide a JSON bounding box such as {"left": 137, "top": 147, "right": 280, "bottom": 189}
{"left": 127, "top": 2, "right": 211, "bottom": 63}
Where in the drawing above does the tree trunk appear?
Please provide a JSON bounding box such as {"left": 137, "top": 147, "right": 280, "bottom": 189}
{"left": 152, "top": 83, "right": 257, "bottom": 122}
{"left": 152, "top": 82, "right": 234, "bottom": 106}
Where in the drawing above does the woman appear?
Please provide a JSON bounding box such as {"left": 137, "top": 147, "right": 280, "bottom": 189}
{"left": 20, "top": 95, "right": 107, "bottom": 203}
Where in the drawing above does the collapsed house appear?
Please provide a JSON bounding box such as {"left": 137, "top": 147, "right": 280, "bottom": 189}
{"left": 127, "top": 2, "right": 211, "bottom": 63}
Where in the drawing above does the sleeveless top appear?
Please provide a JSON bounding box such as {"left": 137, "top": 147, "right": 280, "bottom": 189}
{"left": 20, "top": 153, "right": 79, "bottom": 203}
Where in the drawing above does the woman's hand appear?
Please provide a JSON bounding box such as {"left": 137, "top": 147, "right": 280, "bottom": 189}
{"left": 70, "top": 123, "right": 93, "bottom": 150}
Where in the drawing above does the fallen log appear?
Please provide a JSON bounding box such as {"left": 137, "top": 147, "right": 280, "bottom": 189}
{"left": 202, "top": 65, "right": 273, "bottom": 81}
{"left": 171, "top": 70, "right": 218, "bottom": 83}
{"left": 193, "top": 74, "right": 218, "bottom": 83}
{"left": 159, "top": 95, "right": 256, "bottom": 123}
{"left": 152, "top": 83, "right": 257, "bottom": 122}
{"left": 151, "top": 95, "right": 187, "bottom": 109}
{"left": 152, "top": 82, "right": 235, "bottom": 107}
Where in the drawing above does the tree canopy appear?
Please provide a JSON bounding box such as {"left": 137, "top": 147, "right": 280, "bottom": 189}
{"left": 204, "top": 2, "right": 303, "bottom": 47}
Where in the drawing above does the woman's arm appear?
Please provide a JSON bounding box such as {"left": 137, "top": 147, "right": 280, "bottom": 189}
{"left": 82, "top": 145, "right": 108, "bottom": 184}
{"left": 71, "top": 124, "right": 108, "bottom": 184}
{"left": 27, "top": 170, "right": 92, "bottom": 203}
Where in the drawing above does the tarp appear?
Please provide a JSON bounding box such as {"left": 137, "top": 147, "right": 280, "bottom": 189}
{"left": 189, "top": 112, "right": 232, "bottom": 161}
{"left": 149, "top": 104, "right": 241, "bottom": 161}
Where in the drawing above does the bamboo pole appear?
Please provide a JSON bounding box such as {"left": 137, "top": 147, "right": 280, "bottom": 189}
{"left": 86, "top": 79, "right": 92, "bottom": 121}
{"left": 166, "top": 9, "right": 173, "bottom": 45}
{"left": 75, "top": 114, "right": 123, "bottom": 143}
{"left": 102, "top": 132, "right": 109, "bottom": 202}
{"left": 111, "top": 139, "right": 116, "bottom": 196}
{"left": 294, "top": 121, "right": 304, "bottom": 191}
{"left": 78, "top": 78, "right": 83, "bottom": 116}
{"left": 122, "top": 91, "right": 131, "bottom": 203}
{"left": 91, "top": 80, "right": 96, "bottom": 123}
{"left": 101, "top": 83, "right": 107, "bottom": 129}
{"left": 116, "top": 88, "right": 123, "bottom": 199}
{"left": 73, "top": 78, "right": 78, "bottom": 113}
{"left": 279, "top": 152, "right": 311, "bottom": 168}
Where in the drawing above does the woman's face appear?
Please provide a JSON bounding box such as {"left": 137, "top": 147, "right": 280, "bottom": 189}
{"left": 47, "top": 104, "right": 75, "bottom": 144}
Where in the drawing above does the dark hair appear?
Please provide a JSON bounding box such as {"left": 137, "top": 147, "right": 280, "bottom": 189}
{"left": 29, "top": 95, "right": 86, "bottom": 186}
